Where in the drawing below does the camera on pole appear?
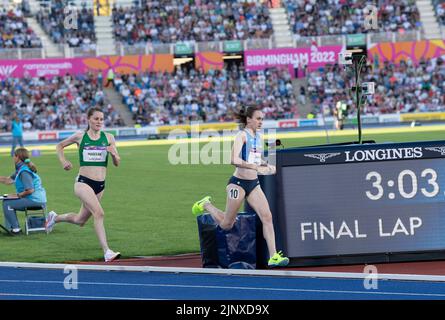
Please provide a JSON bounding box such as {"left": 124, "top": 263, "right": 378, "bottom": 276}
{"left": 352, "top": 82, "right": 375, "bottom": 95}
{"left": 337, "top": 34, "right": 370, "bottom": 144}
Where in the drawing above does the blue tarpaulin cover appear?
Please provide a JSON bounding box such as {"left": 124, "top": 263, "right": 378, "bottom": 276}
{"left": 197, "top": 213, "right": 256, "bottom": 269}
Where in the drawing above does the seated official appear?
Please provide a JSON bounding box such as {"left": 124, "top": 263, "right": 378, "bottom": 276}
{"left": 0, "top": 148, "right": 47, "bottom": 235}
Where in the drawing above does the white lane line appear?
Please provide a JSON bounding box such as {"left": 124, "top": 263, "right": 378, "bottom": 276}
{"left": 0, "top": 292, "right": 158, "bottom": 300}
{"left": 2, "top": 262, "right": 445, "bottom": 282}
{"left": 0, "top": 279, "right": 444, "bottom": 298}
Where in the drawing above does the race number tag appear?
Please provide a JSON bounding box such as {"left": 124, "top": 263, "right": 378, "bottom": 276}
{"left": 248, "top": 151, "right": 262, "bottom": 165}
{"left": 229, "top": 188, "right": 240, "bottom": 199}
{"left": 83, "top": 146, "right": 107, "bottom": 162}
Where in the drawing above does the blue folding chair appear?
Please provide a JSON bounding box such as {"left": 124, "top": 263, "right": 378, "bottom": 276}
{"left": 20, "top": 205, "right": 47, "bottom": 235}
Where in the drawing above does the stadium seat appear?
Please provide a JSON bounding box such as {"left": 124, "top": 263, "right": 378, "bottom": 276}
{"left": 19, "top": 205, "right": 47, "bottom": 235}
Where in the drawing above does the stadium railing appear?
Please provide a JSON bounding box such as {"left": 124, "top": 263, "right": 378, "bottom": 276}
{"left": 0, "top": 28, "right": 439, "bottom": 60}
{"left": 368, "top": 30, "right": 424, "bottom": 45}
{"left": 0, "top": 48, "right": 45, "bottom": 60}
{"left": 318, "top": 35, "right": 345, "bottom": 47}
{"left": 71, "top": 46, "right": 98, "bottom": 58}
{"left": 246, "top": 38, "right": 273, "bottom": 50}
{"left": 294, "top": 30, "right": 425, "bottom": 48}
{"left": 116, "top": 38, "right": 273, "bottom": 56}
{"left": 197, "top": 41, "right": 222, "bottom": 53}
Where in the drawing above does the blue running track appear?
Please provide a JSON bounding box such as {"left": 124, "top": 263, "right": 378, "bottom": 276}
{"left": 1, "top": 266, "right": 445, "bottom": 300}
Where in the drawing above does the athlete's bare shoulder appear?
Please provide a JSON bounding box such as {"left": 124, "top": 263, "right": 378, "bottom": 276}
{"left": 104, "top": 132, "right": 116, "bottom": 142}
{"left": 235, "top": 129, "right": 247, "bottom": 141}
{"left": 58, "top": 131, "right": 84, "bottom": 148}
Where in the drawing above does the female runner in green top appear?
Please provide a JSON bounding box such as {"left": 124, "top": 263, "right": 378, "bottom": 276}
{"left": 45, "top": 107, "right": 121, "bottom": 262}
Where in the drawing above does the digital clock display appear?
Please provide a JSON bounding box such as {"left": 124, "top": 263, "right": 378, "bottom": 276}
{"left": 276, "top": 141, "right": 445, "bottom": 259}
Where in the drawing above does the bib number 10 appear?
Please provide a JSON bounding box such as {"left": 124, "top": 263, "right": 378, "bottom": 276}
{"left": 365, "top": 169, "right": 439, "bottom": 200}
{"left": 229, "top": 188, "right": 239, "bottom": 199}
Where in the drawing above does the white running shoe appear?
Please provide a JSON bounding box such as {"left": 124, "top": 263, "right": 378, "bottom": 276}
{"left": 104, "top": 249, "right": 121, "bottom": 262}
{"left": 45, "top": 211, "right": 58, "bottom": 234}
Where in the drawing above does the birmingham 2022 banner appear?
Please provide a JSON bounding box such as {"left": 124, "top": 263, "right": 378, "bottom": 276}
{"left": 244, "top": 45, "right": 343, "bottom": 77}
{"left": 0, "top": 54, "right": 174, "bottom": 79}
{"left": 244, "top": 40, "right": 445, "bottom": 76}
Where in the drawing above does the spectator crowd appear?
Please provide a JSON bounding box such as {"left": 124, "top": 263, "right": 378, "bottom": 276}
{"left": 0, "top": 6, "right": 42, "bottom": 48}
{"left": 36, "top": 0, "right": 96, "bottom": 49}
{"left": 283, "top": 0, "right": 421, "bottom": 39}
{"left": 433, "top": 0, "right": 445, "bottom": 25}
{"left": 0, "top": 72, "right": 124, "bottom": 132}
{"left": 1, "top": 54, "right": 445, "bottom": 132}
{"left": 112, "top": 0, "right": 273, "bottom": 44}
{"left": 113, "top": 66, "right": 297, "bottom": 126}
{"left": 307, "top": 56, "right": 445, "bottom": 118}
{"left": 5, "top": 0, "right": 442, "bottom": 54}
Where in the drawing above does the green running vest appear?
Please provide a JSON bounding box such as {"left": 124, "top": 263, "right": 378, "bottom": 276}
{"left": 79, "top": 131, "right": 109, "bottom": 167}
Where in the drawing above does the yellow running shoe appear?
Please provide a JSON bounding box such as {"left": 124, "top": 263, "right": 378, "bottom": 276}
{"left": 268, "top": 251, "right": 289, "bottom": 267}
{"left": 192, "top": 196, "right": 212, "bottom": 216}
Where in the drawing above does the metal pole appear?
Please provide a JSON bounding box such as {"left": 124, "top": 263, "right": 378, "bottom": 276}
{"left": 320, "top": 105, "right": 330, "bottom": 144}
{"left": 356, "top": 59, "right": 361, "bottom": 144}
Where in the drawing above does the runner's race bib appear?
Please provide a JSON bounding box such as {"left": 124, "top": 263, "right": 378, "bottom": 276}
{"left": 83, "top": 146, "right": 107, "bottom": 162}
{"left": 247, "top": 150, "right": 262, "bottom": 165}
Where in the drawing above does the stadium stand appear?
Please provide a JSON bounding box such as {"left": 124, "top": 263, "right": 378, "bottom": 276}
{"left": 0, "top": 6, "right": 42, "bottom": 48}
{"left": 0, "top": 72, "right": 124, "bottom": 132}
{"left": 2, "top": 52, "right": 444, "bottom": 131}
{"left": 112, "top": 0, "right": 274, "bottom": 44}
{"left": 36, "top": 0, "right": 96, "bottom": 49}
{"left": 307, "top": 56, "right": 445, "bottom": 118}
{"left": 433, "top": 0, "right": 445, "bottom": 25}
{"left": 283, "top": 0, "right": 422, "bottom": 38}
{"left": 20, "top": 0, "right": 32, "bottom": 16}
{"left": 113, "top": 66, "right": 297, "bottom": 125}
{"left": 0, "top": 0, "right": 444, "bottom": 131}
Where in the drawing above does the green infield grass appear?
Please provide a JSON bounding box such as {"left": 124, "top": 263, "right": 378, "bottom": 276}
{"left": 0, "top": 126, "right": 443, "bottom": 263}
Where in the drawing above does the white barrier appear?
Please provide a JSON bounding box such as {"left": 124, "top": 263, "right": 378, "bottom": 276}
{"left": 0, "top": 112, "right": 439, "bottom": 143}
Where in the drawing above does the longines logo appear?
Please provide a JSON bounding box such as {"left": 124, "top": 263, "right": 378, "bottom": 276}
{"left": 304, "top": 153, "right": 341, "bottom": 162}
{"left": 345, "top": 147, "right": 423, "bottom": 162}
{"left": 304, "top": 147, "right": 425, "bottom": 163}
{"left": 424, "top": 147, "right": 445, "bottom": 156}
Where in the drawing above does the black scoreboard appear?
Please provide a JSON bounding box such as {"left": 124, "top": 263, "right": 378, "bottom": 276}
{"left": 256, "top": 140, "right": 445, "bottom": 267}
